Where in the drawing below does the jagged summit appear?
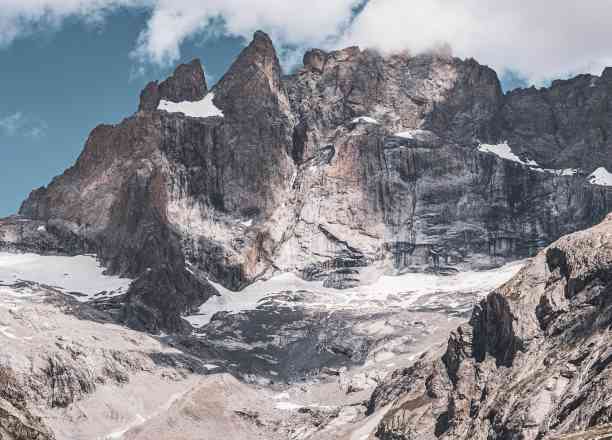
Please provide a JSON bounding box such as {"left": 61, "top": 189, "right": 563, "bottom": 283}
{"left": 139, "top": 58, "right": 207, "bottom": 111}
{"left": 213, "top": 30, "right": 290, "bottom": 118}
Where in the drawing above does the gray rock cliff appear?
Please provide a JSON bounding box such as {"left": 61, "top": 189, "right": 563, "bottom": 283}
{"left": 7, "top": 31, "right": 612, "bottom": 332}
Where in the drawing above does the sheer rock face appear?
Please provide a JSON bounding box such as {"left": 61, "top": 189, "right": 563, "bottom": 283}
{"left": 489, "top": 72, "right": 612, "bottom": 171}
{"left": 12, "top": 31, "right": 612, "bottom": 329}
{"left": 367, "top": 213, "right": 612, "bottom": 439}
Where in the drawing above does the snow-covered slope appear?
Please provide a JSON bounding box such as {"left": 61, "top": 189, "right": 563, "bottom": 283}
{"left": 0, "top": 252, "right": 132, "bottom": 301}
{"left": 186, "top": 261, "right": 524, "bottom": 327}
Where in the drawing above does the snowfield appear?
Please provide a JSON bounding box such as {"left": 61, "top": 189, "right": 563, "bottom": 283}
{"left": 157, "top": 92, "right": 224, "bottom": 118}
{"left": 0, "top": 252, "right": 132, "bottom": 301}
{"left": 185, "top": 260, "right": 525, "bottom": 327}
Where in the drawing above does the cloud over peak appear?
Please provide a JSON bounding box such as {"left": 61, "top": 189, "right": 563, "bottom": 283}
{"left": 2, "top": 0, "right": 612, "bottom": 84}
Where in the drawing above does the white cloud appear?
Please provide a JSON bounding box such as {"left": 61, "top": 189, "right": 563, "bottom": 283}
{"left": 342, "top": 0, "right": 612, "bottom": 83}
{"left": 0, "top": 112, "right": 47, "bottom": 138}
{"left": 1, "top": 0, "right": 612, "bottom": 83}
{"left": 0, "top": 1, "right": 144, "bottom": 46}
{"left": 0, "top": 112, "right": 24, "bottom": 136}
{"left": 129, "top": 0, "right": 361, "bottom": 65}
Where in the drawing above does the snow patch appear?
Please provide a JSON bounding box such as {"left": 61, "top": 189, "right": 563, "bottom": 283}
{"left": 478, "top": 142, "right": 538, "bottom": 166}
{"left": 158, "top": 92, "right": 224, "bottom": 118}
{"left": 394, "top": 129, "right": 429, "bottom": 139}
{"left": 351, "top": 116, "right": 379, "bottom": 125}
{"left": 275, "top": 401, "right": 303, "bottom": 411}
{"left": 36, "top": 225, "right": 46, "bottom": 232}
{"left": 534, "top": 168, "right": 578, "bottom": 176}
{"left": 240, "top": 219, "right": 253, "bottom": 228}
{"left": 0, "top": 252, "right": 132, "bottom": 301}
{"left": 203, "top": 364, "right": 219, "bottom": 371}
{"left": 588, "top": 167, "right": 612, "bottom": 186}
{"left": 478, "top": 142, "right": 579, "bottom": 176}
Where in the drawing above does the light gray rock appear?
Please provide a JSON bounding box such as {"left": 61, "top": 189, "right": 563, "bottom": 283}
{"left": 368, "top": 213, "right": 612, "bottom": 439}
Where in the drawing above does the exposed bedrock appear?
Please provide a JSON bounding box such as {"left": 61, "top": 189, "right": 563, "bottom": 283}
{"left": 367, "top": 214, "right": 612, "bottom": 439}
{"left": 7, "top": 30, "right": 612, "bottom": 332}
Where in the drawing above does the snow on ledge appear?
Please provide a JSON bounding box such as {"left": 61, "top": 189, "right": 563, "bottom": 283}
{"left": 351, "top": 116, "right": 379, "bottom": 125}
{"left": 478, "top": 142, "right": 578, "bottom": 176}
{"left": 394, "top": 129, "right": 431, "bottom": 139}
{"left": 158, "top": 92, "right": 224, "bottom": 118}
{"left": 478, "top": 142, "right": 538, "bottom": 166}
{"left": 588, "top": 167, "right": 612, "bottom": 186}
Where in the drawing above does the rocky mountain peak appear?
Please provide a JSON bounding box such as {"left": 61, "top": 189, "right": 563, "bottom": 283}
{"left": 138, "top": 58, "right": 207, "bottom": 111}
{"left": 303, "top": 48, "right": 328, "bottom": 72}
{"left": 213, "top": 30, "right": 290, "bottom": 117}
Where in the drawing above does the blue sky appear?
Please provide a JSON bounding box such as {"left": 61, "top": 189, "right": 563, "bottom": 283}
{"left": 0, "top": 11, "right": 244, "bottom": 216}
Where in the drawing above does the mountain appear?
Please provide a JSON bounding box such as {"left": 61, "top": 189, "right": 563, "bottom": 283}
{"left": 1, "top": 29, "right": 612, "bottom": 440}
{"left": 6, "top": 31, "right": 611, "bottom": 334}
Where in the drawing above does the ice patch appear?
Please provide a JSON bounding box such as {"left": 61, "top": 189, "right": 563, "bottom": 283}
{"left": 351, "top": 116, "right": 379, "bottom": 125}
{"left": 158, "top": 92, "right": 224, "bottom": 118}
{"left": 588, "top": 167, "right": 612, "bottom": 186}
{"left": 0, "top": 252, "right": 132, "bottom": 301}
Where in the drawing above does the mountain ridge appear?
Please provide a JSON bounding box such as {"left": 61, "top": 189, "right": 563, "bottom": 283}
{"left": 4, "top": 30, "right": 612, "bottom": 334}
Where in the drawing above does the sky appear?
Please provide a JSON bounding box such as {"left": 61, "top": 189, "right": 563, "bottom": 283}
{"left": 1, "top": 1, "right": 612, "bottom": 216}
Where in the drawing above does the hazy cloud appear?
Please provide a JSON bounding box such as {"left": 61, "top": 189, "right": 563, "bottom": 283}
{"left": 0, "top": 112, "right": 47, "bottom": 138}
{"left": 2, "top": 0, "right": 612, "bottom": 83}
{"left": 0, "top": 112, "right": 24, "bottom": 136}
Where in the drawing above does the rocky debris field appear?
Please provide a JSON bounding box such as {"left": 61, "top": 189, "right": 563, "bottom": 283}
{"left": 367, "top": 213, "right": 612, "bottom": 439}
{"left": 0, "top": 251, "right": 521, "bottom": 439}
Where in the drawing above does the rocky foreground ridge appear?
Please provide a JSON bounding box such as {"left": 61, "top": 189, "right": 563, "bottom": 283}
{"left": 2, "top": 30, "right": 612, "bottom": 333}
{"left": 368, "top": 213, "right": 612, "bottom": 439}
